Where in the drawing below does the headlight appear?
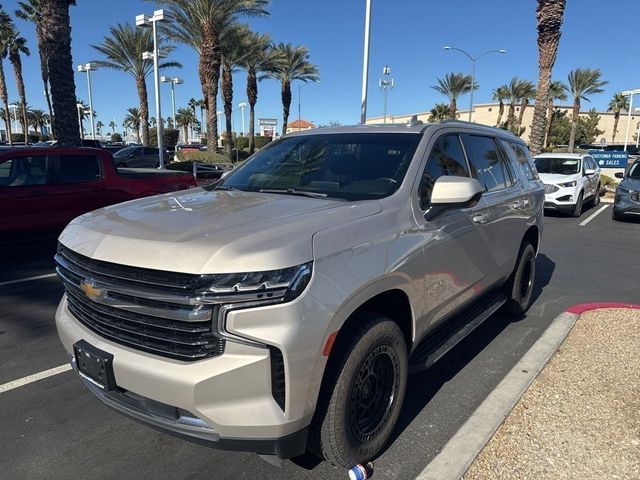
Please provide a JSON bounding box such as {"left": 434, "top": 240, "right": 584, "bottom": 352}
{"left": 617, "top": 186, "right": 632, "bottom": 195}
{"left": 195, "top": 262, "right": 313, "bottom": 305}
{"left": 558, "top": 181, "right": 577, "bottom": 188}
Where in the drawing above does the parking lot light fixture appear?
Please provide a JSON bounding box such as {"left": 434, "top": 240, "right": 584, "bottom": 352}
{"left": 443, "top": 46, "right": 506, "bottom": 121}
{"left": 621, "top": 89, "right": 640, "bottom": 151}
{"left": 136, "top": 9, "right": 173, "bottom": 168}
{"left": 77, "top": 63, "right": 97, "bottom": 140}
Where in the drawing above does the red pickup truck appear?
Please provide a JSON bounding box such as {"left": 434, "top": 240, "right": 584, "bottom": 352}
{"left": 0, "top": 147, "right": 197, "bottom": 235}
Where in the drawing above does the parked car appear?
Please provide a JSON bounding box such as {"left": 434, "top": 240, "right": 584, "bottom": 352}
{"left": 0, "top": 147, "right": 196, "bottom": 236}
{"left": 55, "top": 123, "right": 544, "bottom": 468}
{"left": 613, "top": 159, "right": 640, "bottom": 221}
{"left": 113, "top": 146, "right": 168, "bottom": 168}
{"left": 534, "top": 152, "right": 601, "bottom": 217}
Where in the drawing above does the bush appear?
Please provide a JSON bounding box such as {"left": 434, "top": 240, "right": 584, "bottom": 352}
{"left": 234, "top": 136, "right": 249, "bottom": 151}
{"left": 176, "top": 150, "right": 232, "bottom": 164}
{"left": 11, "top": 133, "right": 39, "bottom": 143}
{"left": 111, "top": 133, "right": 123, "bottom": 143}
{"left": 600, "top": 174, "right": 618, "bottom": 191}
{"left": 148, "top": 128, "right": 180, "bottom": 148}
{"left": 254, "top": 135, "right": 272, "bottom": 149}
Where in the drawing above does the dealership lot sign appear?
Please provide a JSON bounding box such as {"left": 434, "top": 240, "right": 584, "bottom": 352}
{"left": 589, "top": 150, "right": 628, "bottom": 168}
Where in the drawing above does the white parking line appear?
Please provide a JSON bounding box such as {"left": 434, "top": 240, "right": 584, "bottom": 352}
{"left": 0, "top": 273, "right": 57, "bottom": 287}
{"left": 579, "top": 205, "right": 609, "bottom": 227}
{"left": 0, "top": 364, "right": 71, "bottom": 394}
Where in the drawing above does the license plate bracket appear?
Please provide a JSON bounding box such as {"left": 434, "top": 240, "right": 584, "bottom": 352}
{"left": 73, "top": 340, "right": 116, "bottom": 391}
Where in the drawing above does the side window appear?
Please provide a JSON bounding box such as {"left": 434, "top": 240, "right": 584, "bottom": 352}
{"left": 142, "top": 148, "right": 157, "bottom": 156}
{"left": 463, "top": 135, "right": 511, "bottom": 192}
{"left": 419, "top": 134, "right": 470, "bottom": 210}
{"left": 501, "top": 140, "right": 539, "bottom": 181}
{"left": 0, "top": 156, "right": 49, "bottom": 187}
{"left": 56, "top": 155, "right": 102, "bottom": 183}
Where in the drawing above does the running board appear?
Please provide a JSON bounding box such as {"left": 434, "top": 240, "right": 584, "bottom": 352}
{"left": 409, "top": 291, "right": 507, "bottom": 373}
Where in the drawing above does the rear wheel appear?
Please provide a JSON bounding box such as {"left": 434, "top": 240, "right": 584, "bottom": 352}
{"left": 504, "top": 242, "right": 536, "bottom": 315}
{"left": 572, "top": 192, "right": 584, "bottom": 217}
{"left": 309, "top": 314, "right": 408, "bottom": 468}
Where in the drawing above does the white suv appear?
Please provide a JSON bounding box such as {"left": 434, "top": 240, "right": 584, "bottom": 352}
{"left": 534, "top": 153, "right": 601, "bottom": 217}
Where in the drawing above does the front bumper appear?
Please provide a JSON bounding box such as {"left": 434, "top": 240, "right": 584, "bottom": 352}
{"left": 614, "top": 191, "right": 640, "bottom": 217}
{"left": 543, "top": 186, "right": 578, "bottom": 211}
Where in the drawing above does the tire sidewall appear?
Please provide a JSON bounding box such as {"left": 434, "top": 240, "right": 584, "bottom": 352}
{"left": 508, "top": 243, "right": 536, "bottom": 314}
{"left": 573, "top": 192, "right": 584, "bottom": 217}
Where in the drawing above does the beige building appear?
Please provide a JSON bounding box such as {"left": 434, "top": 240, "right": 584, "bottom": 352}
{"left": 367, "top": 103, "right": 640, "bottom": 146}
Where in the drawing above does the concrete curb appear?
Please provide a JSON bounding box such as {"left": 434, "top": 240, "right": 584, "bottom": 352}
{"left": 414, "top": 302, "right": 640, "bottom": 480}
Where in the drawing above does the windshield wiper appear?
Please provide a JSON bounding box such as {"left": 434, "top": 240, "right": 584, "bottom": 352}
{"left": 258, "top": 188, "right": 328, "bottom": 198}
{"left": 211, "top": 185, "right": 239, "bottom": 191}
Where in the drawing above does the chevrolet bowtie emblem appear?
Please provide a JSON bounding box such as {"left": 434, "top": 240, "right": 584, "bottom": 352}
{"left": 80, "top": 281, "right": 104, "bottom": 301}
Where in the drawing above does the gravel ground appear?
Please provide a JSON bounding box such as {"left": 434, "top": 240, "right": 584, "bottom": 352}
{"left": 464, "top": 308, "right": 640, "bottom": 480}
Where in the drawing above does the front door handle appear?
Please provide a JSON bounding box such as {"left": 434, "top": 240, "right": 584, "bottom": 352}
{"left": 509, "top": 199, "right": 528, "bottom": 210}
{"left": 472, "top": 212, "right": 489, "bottom": 224}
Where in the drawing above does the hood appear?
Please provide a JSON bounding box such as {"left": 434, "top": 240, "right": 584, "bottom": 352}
{"left": 59, "top": 188, "right": 382, "bottom": 274}
{"left": 538, "top": 173, "right": 580, "bottom": 184}
{"left": 620, "top": 177, "right": 640, "bottom": 191}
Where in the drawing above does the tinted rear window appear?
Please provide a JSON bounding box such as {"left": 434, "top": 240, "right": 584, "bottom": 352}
{"left": 57, "top": 155, "right": 101, "bottom": 183}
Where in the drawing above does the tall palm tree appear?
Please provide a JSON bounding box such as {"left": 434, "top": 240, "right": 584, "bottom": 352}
{"left": 431, "top": 73, "right": 475, "bottom": 120}
{"left": 529, "top": 0, "right": 566, "bottom": 155}
{"left": 15, "top": 0, "right": 56, "bottom": 138}
{"left": 269, "top": 43, "right": 320, "bottom": 136}
{"left": 92, "top": 23, "right": 180, "bottom": 146}
{"left": 123, "top": 107, "right": 142, "bottom": 143}
{"left": 492, "top": 85, "right": 509, "bottom": 127}
{"left": 157, "top": 0, "right": 270, "bottom": 149}
{"left": 96, "top": 120, "right": 104, "bottom": 135}
{"left": 175, "top": 106, "right": 198, "bottom": 142}
{"left": 516, "top": 80, "right": 536, "bottom": 132}
{"left": 241, "top": 31, "right": 277, "bottom": 153}
{"left": 544, "top": 80, "right": 567, "bottom": 147}
{"left": 427, "top": 103, "right": 449, "bottom": 123}
{"left": 108, "top": 119, "right": 116, "bottom": 134}
{"left": 28, "top": 107, "right": 48, "bottom": 133}
{"left": 0, "top": 8, "right": 13, "bottom": 144}
{"left": 607, "top": 92, "right": 629, "bottom": 144}
{"left": 3, "top": 29, "right": 30, "bottom": 142}
{"left": 564, "top": 68, "right": 608, "bottom": 152}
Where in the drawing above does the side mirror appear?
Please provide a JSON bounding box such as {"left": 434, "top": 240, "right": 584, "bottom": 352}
{"left": 615, "top": 172, "right": 624, "bottom": 179}
{"left": 426, "top": 176, "right": 483, "bottom": 220}
{"left": 585, "top": 168, "right": 596, "bottom": 175}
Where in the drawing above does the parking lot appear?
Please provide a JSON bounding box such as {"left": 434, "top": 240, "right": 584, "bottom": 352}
{"left": 1, "top": 203, "right": 638, "bottom": 480}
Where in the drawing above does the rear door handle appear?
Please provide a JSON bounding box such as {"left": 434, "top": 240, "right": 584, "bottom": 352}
{"left": 472, "top": 213, "right": 489, "bottom": 224}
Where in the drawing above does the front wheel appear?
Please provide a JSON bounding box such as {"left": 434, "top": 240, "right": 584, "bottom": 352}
{"left": 593, "top": 185, "right": 601, "bottom": 207}
{"left": 572, "top": 192, "right": 584, "bottom": 217}
{"left": 504, "top": 242, "right": 536, "bottom": 315}
{"left": 309, "top": 314, "right": 408, "bottom": 468}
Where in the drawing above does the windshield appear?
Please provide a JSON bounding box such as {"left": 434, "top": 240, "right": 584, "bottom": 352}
{"left": 219, "top": 133, "right": 421, "bottom": 201}
{"left": 113, "top": 146, "right": 138, "bottom": 157}
{"left": 534, "top": 157, "right": 581, "bottom": 175}
{"left": 628, "top": 162, "right": 640, "bottom": 179}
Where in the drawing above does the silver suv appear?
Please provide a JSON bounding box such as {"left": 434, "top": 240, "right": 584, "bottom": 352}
{"left": 55, "top": 122, "right": 544, "bottom": 468}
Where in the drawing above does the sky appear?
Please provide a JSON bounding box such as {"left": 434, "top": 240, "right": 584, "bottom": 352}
{"left": 2, "top": 0, "right": 640, "bottom": 133}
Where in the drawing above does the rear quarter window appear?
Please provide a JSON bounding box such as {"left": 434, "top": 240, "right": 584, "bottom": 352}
{"left": 56, "top": 155, "right": 102, "bottom": 183}
{"left": 501, "top": 140, "right": 539, "bottom": 181}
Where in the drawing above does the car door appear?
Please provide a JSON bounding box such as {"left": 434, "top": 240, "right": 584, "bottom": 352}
{"left": 0, "top": 153, "right": 55, "bottom": 232}
{"left": 500, "top": 140, "right": 544, "bottom": 219}
{"left": 141, "top": 148, "right": 159, "bottom": 168}
{"left": 414, "top": 132, "right": 498, "bottom": 334}
{"left": 584, "top": 156, "right": 599, "bottom": 197}
{"left": 461, "top": 133, "right": 526, "bottom": 281}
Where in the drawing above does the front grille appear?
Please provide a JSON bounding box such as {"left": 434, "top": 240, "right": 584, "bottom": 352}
{"left": 56, "top": 244, "right": 225, "bottom": 361}
{"left": 544, "top": 184, "right": 559, "bottom": 194}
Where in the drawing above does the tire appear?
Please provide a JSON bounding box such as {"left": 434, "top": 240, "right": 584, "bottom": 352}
{"left": 504, "top": 242, "right": 536, "bottom": 315}
{"left": 309, "top": 314, "right": 408, "bottom": 468}
{"left": 572, "top": 191, "right": 584, "bottom": 217}
{"left": 593, "top": 185, "right": 601, "bottom": 207}
{"left": 612, "top": 209, "right": 623, "bottom": 222}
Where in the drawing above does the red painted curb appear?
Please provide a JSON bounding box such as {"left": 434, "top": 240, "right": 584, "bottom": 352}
{"left": 565, "top": 303, "right": 640, "bottom": 315}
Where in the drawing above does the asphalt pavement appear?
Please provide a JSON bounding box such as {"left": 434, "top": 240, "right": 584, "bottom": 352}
{"left": 1, "top": 203, "right": 638, "bottom": 480}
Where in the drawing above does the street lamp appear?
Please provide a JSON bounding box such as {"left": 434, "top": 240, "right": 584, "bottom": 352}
{"left": 379, "top": 66, "right": 394, "bottom": 124}
{"left": 8, "top": 103, "right": 18, "bottom": 135}
{"left": 216, "top": 111, "right": 223, "bottom": 147}
{"left": 136, "top": 9, "right": 173, "bottom": 168}
{"left": 297, "top": 81, "right": 321, "bottom": 131}
{"left": 360, "top": 0, "right": 372, "bottom": 124}
{"left": 443, "top": 46, "right": 506, "bottom": 121}
{"left": 621, "top": 89, "right": 640, "bottom": 151}
{"left": 238, "top": 102, "right": 247, "bottom": 136}
{"left": 77, "top": 63, "right": 97, "bottom": 139}
{"left": 160, "top": 76, "right": 183, "bottom": 125}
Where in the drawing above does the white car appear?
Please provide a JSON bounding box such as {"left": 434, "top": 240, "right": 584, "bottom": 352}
{"left": 534, "top": 153, "right": 601, "bottom": 217}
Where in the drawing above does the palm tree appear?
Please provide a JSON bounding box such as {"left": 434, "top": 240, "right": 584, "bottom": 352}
{"left": 516, "top": 80, "right": 536, "bottom": 132}
{"left": 492, "top": 85, "right": 509, "bottom": 127}
{"left": 92, "top": 23, "right": 180, "bottom": 146}
{"left": 76, "top": 99, "right": 93, "bottom": 139}
{"left": 0, "top": 8, "right": 13, "bottom": 144}
{"left": 28, "top": 107, "right": 48, "bottom": 134}
{"left": 3, "top": 28, "right": 30, "bottom": 142}
{"left": 15, "top": 0, "right": 56, "bottom": 138}
{"left": 269, "top": 43, "right": 320, "bottom": 136}
{"left": 607, "top": 92, "right": 629, "bottom": 144}
{"left": 123, "top": 107, "right": 142, "bottom": 143}
{"left": 544, "top": 80, "right": 567, "bottom": 147}
{"left": 241, "top": 31, "right": 277, "bottom": 153}
{"left": 529, "top": 0, "right": 566, "bottom": 155}
{"left": 175, "top": 106, "right": 199, "bottom": 142}
{"left": 427, "top": 103, "right": 449, "bottom": 123}
{"left": 157, "top": 0, "right": 270, "bottom": 149}
{"left": 431, "top": 73, "right": 476, "bottom": 120}
{"left": 108, "top": 119, "right": 116, "bottom": 134}
{"left": 149, "top": 116, "right": 156, "bottom": 128}
{"left": 564, "top": 68, "right": 608, "bottom": 152}
{"left": 96, "top": 120, "right": 104, "bottom": 135}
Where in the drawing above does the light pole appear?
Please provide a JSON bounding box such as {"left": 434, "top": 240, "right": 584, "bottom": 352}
{"left": 379, "top": 66, "right": 394, "bottom": 124}
{"left": 360, "top": 0, "right": 372, "bottom": 124}
{"left": 443, "top": 46, "right": 506, "bottom": 122}
{"left": 238, "top": 102, "right": 247, "bottom": 136}
{"left": 216, "top": 111, "right": 223, "bottom": 147}
{"left": 136, "top": 9, "right": 172, "bottom": 168}
{"left": 621, "top": 89, "right": 640, "bottom": 151}
{"left": 9, "top": 104, "right": 18, "bottom": 135}
{"left": 297, "top": 81, "right": 321, "bottom": 131}
{"left": 160, "top": 76, "right": 183, "bottom": 124}
{"left": 77, "top": 63, "right": 97, "bottom": 139}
